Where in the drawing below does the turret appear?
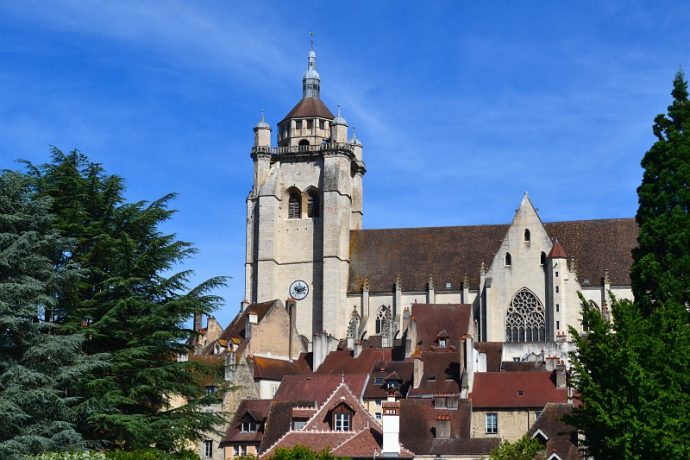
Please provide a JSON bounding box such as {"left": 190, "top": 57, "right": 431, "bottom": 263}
{"left": 253, "top": 111, "right": 271, "bottom": 148}
{"left": 331, "top": 105, "right": 348, "bottom": 143}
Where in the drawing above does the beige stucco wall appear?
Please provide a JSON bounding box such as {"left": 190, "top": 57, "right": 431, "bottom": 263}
{"left": 471, "top": 409, "right": 542, "bottom": 442}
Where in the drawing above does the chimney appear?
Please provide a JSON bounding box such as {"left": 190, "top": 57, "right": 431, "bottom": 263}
{"left": 286, "top": 299, "right": 296, "bottom": 359}
{"left": 545, "top": 355, "right": 558, "bottom": 372}
{"left": 353, "top": 340, "right": 363, "bottom": 359}
{"left": 435, "top": 414, "right": 450, "bottom": 439}
{"left": 556, "top": 362, "right": 567, "bottom": 389}
{"left": 193, "top": 312, "right": 203, "bottom": 333}
{"left": 382, "top": 401, "right": 401, "bottom": 454}
{"left": 312, "top": 332, "right": 326, "bottom": 372}
{"left": 413, "top": 354, "right": 424, "bottom": 389}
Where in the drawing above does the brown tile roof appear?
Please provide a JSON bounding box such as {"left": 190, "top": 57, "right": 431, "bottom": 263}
{"left": 408, "top": 352, "right": 461, "bottom": 397}
{"left": 398, "top": 398, "right": 498, "bottom": 456}
{"left": 471, "top": 372, "right": 567, "bottom": 409}
{"left": 364, "top": 360, "right": 413, "bottom": 400}
{"left": 257, "top": 401, "right": 313, "bottom": 453}
{"left": 260, "top": 431, "right": 353, "bottom": 459}
{"left": 217, "top": 300, "right": 279, "bottom": 344}
{"left": 500, "top": 361, "right": 547, "bottom": 372}
{"left": 330, "top": 427, "right": 415, "bottom": 458}
{"left": 280, "top": 96, "right": 335, "bottom": 122}
{"left": 411, "top": 304, "right": 471, "bottom": 351}
{"left": 474, "top": 342, "right": 503, "bottom": 372}
{"left": 544, "top": 219, "right": 637, "bottom": 287}
{"left": 316, "top": 348, "right": 392, "bottom": 375}
{"left": 252, "top": 356, "right": 309, "bottom": 381}
{"left": 273, "top": 373, "right": 369, "bottom": 405}
{"left": 303, "top": 382, "right": 380, "bottom": 432}
{"left": 348, "top": 218, "right": 637, "bottom": 293}
{"left": 223, "top": 399, "right": 272, "bottom": 444}
{"left": 528, "top": 403, "right": 582, "bottom": 459}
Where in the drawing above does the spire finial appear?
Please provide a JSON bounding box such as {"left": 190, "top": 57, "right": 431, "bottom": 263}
{"left": 309, "top": 31, "right": 314, "bottom": 51}
{"left": 260, "top": 109, "right": 265, "bottom": 122}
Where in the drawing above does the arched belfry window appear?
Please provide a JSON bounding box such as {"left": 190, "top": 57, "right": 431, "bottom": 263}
{"left": 505, "top": 288, "right": 545, "bottom": 342}
{"left": 288, "top": 190, "right": 301, "bottom": 219}
{"left": 505, "top": 253, "right": 512, "bottom": 266}
{"left": 307, "top": 189, "right": 319, "bottom": 218}
{"left": 375, "top": 305, "right": 392, "bottom": 336}
{"left": 299, "top": 139, "right": 310, "bottom": 146}
{"left": 524, "top": 229, "right": 531, "bottom": 242}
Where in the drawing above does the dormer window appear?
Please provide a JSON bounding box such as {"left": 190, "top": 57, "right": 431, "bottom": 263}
{"left": 331, "top": 403, "right": 353, "bottom": 432}
{"left": 240, "top": 418, "right": 256, "bottom": 432}
{"left": 438, "top": 338, "right": 447, "bottom": 348}
{"left": 374, "top": 377, "right": 384, "bottom": 385}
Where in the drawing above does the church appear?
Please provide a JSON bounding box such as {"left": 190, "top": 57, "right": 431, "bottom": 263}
{"left": 244, "top": 45, "right": 638, "bottom": 358}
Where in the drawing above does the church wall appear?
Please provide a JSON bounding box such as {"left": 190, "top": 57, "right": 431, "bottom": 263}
{"left": 484, "top": 198, "right": 552, "bottom": 342}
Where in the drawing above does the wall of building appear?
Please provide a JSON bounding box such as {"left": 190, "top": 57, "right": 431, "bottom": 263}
{"left": 471, "top": 409, "right": 542, "bottom": 442}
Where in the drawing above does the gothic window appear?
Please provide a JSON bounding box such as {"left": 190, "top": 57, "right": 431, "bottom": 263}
{"left": 524, "top": 229, "right": 531, "bottom": 242}
{"left": 307, "top": 190, "right": 319, "bottom": 218}
{"left": 505, "top": 252, "right": 512, "bottom": 266}
{"left": 375, "top": 305, "right": 391, "bottom": 336}
{"left": 347, "top": 310, "right": 360, "bottom": 339}
{"left": 288, "top": 190, "right": 301, "bottom": 219}
{"left": 505, "top": 288, "right": 545, "bottom": 342}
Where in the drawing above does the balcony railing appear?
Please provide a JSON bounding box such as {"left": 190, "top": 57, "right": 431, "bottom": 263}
{"left": 252, "top": 142, "right": 355, "bottom": 156}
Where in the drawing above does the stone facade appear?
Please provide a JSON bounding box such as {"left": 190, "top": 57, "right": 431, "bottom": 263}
{"left": 471, "top": 409, "right": 542, "bottom": 442}
{"left": 245, "top": 47, "right": 638, "bottom": 362}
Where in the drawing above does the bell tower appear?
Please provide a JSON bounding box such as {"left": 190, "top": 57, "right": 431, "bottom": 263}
{"left": 245, "top": 44, "right": 366, "bottom": 343}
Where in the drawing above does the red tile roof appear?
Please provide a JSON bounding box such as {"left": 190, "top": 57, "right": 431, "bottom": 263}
{"left": 471, "top": 372, "right": 567, "bottom": 409}
{"left": 303, "top": 383, "right": 380, "bottom": 432}
{"left": 548, "top": 239, "right": 568, "bottom": 258}
{"left": 364, "top": 360, "right": 413, "bottom": 400}
{"left": 316, "top": 348, "right": 391, "bottom": 375}
{"left": 330, "top": 427, "right": 415, "bottom": 458}
{"left": 528, "top": 403, "right": 582, "bottom": 459}
{"left": 408, "top": 352, "right": 461, "bottom": 397}
{"left": 273, "top": 373, "right": 369, "bottom": 405}
{"left": 223, "top": 399, "right": 272, "bottom": 444}
{"left": 252, "top": 356, "right": 310, "bottom": 381}
{"left": 260, "top": 431, "right": 353, "bottom": 459}
{"left": 411, "top": 304, "right": 471, "bottom": 351}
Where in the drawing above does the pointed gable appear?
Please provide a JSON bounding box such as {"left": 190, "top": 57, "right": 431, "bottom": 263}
{"left": 303, "top": 382, "right": 381, "bottom": 432}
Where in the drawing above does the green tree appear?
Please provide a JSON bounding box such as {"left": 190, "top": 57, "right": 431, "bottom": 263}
{"left": 487, "top": 434, "right": 545, "bottom": 460}
{"left": 269, "top": 445, "right": 341, "bottom": 460}
{"left": 26, "top": 149, "right": 228, "bottom": 451}
{"left": 0, "top": 171, "right": 102, "bottom": 458}
{"left": 569, "top": 72, "right": 690, "bottom": 458}
{"left": 631, "top": 70, "right": 690, "bottom": 316}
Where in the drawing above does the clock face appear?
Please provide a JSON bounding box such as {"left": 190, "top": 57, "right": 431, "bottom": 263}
{"left": 289, "top": 280, "right": 309, "bottom": 300}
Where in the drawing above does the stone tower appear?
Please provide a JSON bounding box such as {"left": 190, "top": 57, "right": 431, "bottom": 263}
{"left": 245, "top": 45, "right": 366, "bottom": 342}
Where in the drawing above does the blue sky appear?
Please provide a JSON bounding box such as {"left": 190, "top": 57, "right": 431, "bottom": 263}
{"left": 1, "top": 1, "right": 688, "bottom": 327}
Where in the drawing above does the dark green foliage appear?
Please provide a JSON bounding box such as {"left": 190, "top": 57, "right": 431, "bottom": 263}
{"left": 26, "top": 149, "right": 228, "bottom": 451}
{"left": 104, "top": 448, "right": 200, "bottom": 460}
{"left": 487, "top": 434, "right": 545, "bottom": 460}
{"left": 269, "top": 445, "right": 342, "bottom": 460}
{"left": 0, "top": 171, "right": 103, "bottom": 459}
{"left": 568, "top": 296, "right": 690, "bottom": 458}
{"left": 569, "top": 72, "right": 690, "bottom": 458}
{"left": 631, "top": 71, "right": 690, "bottom": 315}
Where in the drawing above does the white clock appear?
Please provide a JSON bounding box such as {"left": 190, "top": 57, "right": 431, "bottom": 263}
{"left": 289, "top": 280, "right": 309, "bottom": 300}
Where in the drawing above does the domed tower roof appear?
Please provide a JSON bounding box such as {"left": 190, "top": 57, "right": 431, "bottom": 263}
{"left": 254, "top": 111, "right": 270, "bottom": 129}
{"left": 332, "top": 105, "right": 348, "bottom": 126}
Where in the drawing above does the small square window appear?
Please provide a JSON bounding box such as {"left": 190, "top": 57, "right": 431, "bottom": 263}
{"left": 204, "top": 440, "right": 213, "bottom": 458}
{"left": 205, "top": 385, "right": 216, "bottom": 394}
{"left": 556, "top": 321, "right": 560, "bottom": 330}
{"left": 375, "top": 399, "right": 382, "bottom": 407}
{"left": 485, "top": 413, "right": 498, "bottom": 434}
{"left": 438, "top": 338, "right": 447, "bottom": 348}
{"left": 555, "top": 271, "right": 559, "bottom": 277}
{"left": 556, "top": 304, "right": 560, "bottom": 312}
{"left": 375, "top": 412, "right": 382, "bottom": 421}
{"left": 374, "top": 378, "right": 384, "bottom": 385}
{"left": 555, "top": 286, "right": 559, "bottom": 293}
{"left": 335, "top": 412, "right": 351, "bottom": 431}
